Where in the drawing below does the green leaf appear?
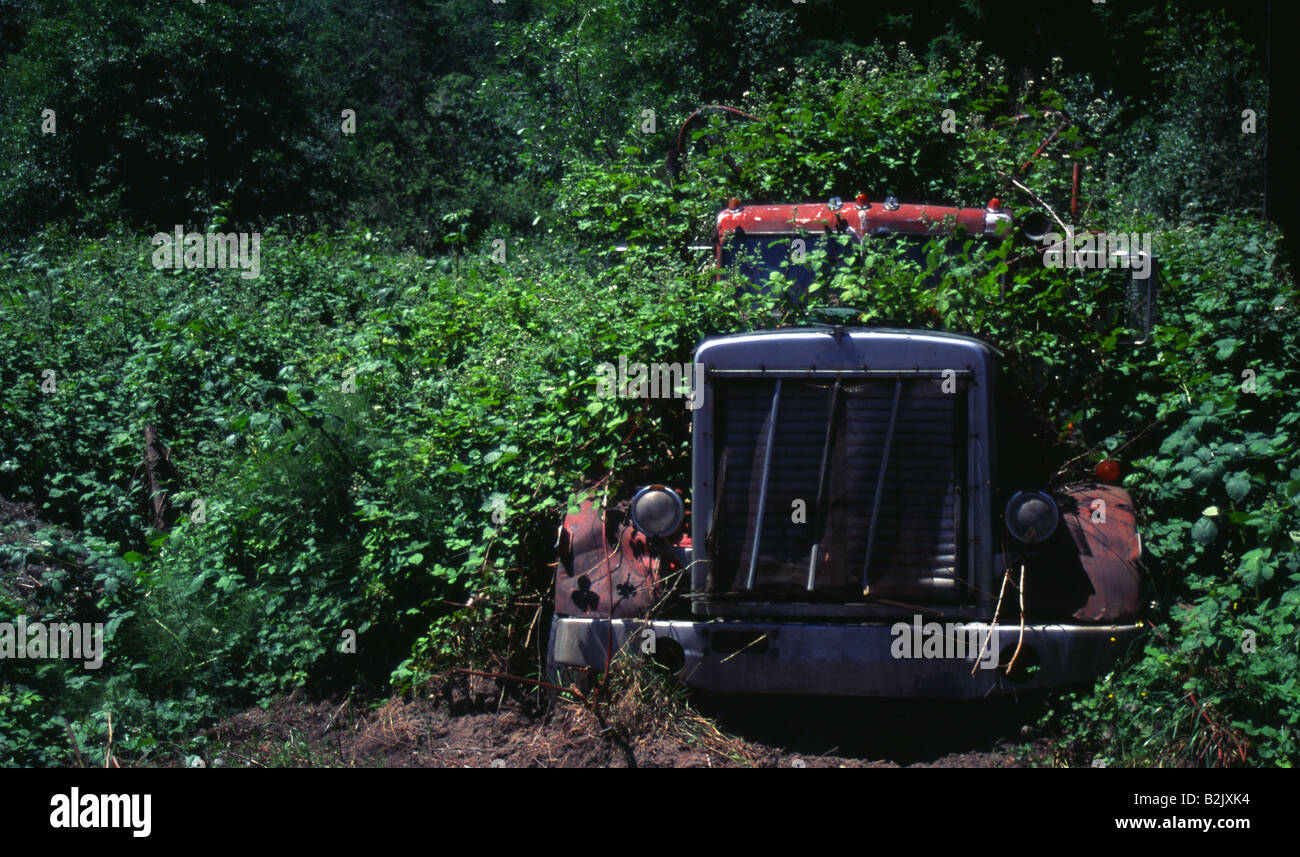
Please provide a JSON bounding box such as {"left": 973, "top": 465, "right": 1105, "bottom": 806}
{"left": 1224, "top": 473, "right": 1250, "bottom": 503}
{"left": 1238, "top": 548, "right": 1273, "bottom": 586}
{"left": 1213, "top": 337, "right": 1239, "bottom": 360}
{"left": 1190, "top": 517, "right": 1218, "bottom": 546}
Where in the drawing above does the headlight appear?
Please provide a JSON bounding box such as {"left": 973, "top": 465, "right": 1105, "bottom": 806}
{"left": 1005, "top": 491, "right": 1060, "bottom": 544}
{"left": 629, "top": 485, "right": 684, "bottom": 538}
{"left": 1020, "top": 210, "right": 1050, "bottom": 242}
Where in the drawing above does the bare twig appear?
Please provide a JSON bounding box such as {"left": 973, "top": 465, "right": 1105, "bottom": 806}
{"left": 523, "top": 599, "right": 545, "bottom": 650}
{"left": 1005, "top": 561, "right": 1028, "bottom": 673}
{"left": 314, "top": 693, "right": 353, "bottom": 740}
{"left": 105, "top": 712, "right": 115, "bottom": 768}
{"left": 1050, "top": 414, "right": 1167, "bottom": 485}
{"left": 65, "top": 720, "right": 84, "bottom": 768}
{"left": 1006, "top": 175, "right": 1069, "bottom": 235}
{"left": 719, "top": 634, "right": 769, "bottom": 664}
{"left": 452, "top": 666, "right": 575, "bottom": 696}
{"left": 972, "top": 566, "right": 1012, "bottom": 675}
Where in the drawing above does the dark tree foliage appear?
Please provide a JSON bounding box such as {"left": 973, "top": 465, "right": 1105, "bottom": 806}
{"left": 0, "top": 0, "right": 1274, "bottom": 246}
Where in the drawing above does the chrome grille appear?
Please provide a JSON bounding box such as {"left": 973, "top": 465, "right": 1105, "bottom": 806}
{"left": 707, "top": 376, "right": 965, "bottom": 600}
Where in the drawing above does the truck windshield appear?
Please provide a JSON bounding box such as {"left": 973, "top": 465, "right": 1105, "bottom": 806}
{"left": 720, "top": 233, "right": 935, "bottom": 300}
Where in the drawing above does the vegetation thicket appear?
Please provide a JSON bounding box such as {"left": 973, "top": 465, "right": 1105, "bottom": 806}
{"left": 0, "top": 0, "right": 1291, "bottom": 767}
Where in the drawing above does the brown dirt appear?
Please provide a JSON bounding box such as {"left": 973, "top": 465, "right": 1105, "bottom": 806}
{"left": 200, "top": 674, "right": 1032, "bottom": 768}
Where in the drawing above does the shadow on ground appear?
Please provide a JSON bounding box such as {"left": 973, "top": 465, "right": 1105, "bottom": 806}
{"left": 694, "top": 690, "right": 1065, "bottom": 766}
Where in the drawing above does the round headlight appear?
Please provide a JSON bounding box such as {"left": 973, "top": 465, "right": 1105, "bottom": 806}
{"left": 1005, "top": 491, "right": 1060, "bottom": 544}
{"left": 1020, "top": 210, "right": 1050, "bottom": 242}
{"left": 629, "top": 485, "right": 684, "bottom": 538}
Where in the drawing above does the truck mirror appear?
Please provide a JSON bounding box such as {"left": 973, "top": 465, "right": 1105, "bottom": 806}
{"left": 1124, "top": 252, "right": 1158, "bottom": 344}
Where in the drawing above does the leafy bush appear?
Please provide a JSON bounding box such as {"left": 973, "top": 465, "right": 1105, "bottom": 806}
{"left": 1047, "top": 217, "right": 1299, "bottom": 767}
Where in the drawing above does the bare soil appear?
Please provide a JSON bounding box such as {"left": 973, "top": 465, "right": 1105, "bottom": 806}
{"left": 201, "top": 675, "right": 1042, "bottom": 768}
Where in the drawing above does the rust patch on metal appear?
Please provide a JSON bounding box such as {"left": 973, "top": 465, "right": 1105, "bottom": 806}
{"left": 555, "top": 499, "right": 661, "bottom": 618}
{"left": 1029, "top": 482, "right": 1141, "bottom": 622}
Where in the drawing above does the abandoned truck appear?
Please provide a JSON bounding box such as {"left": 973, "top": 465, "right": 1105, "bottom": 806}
{"left": 546, "top": 192, "right": 1154, "bottom": 698}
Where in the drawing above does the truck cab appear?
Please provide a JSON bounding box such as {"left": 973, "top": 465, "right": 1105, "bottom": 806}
{"left": 546, "top": 195, "right": 1147, "bottom": 698}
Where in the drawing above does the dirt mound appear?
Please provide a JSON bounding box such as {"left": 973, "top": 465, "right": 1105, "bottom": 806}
{"left": 206, "top": 690, "right": 746, "bottom": 768}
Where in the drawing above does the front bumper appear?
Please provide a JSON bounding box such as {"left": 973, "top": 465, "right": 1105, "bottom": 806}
{"left": 549, "top": 616, "right": 1142, "bottom": 698}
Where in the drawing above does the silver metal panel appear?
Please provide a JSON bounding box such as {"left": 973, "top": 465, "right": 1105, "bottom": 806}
{"left": 551, "top": 616, "right": 1140, "bottom": 698}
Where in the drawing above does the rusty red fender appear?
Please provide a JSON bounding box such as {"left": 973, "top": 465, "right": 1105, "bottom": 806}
{"left": 555, "top": 498, "right": 684, "bottom": 619}
{"left": 1030, "top": 482, "right": 1142, "bottom": 622}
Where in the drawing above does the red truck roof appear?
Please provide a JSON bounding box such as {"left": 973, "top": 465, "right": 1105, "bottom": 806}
{"left": 715, "top": 198, "right": 1011, "bottom": 241}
